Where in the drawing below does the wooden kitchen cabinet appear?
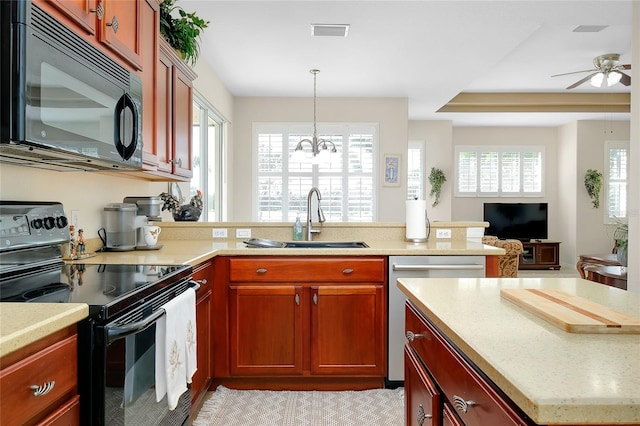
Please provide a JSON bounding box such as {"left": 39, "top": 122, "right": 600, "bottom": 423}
{"left": 0, "top": 326, "right": 80, "bottom": 426}
{"left": 405, "top": 302, "right": 531, "bottom": 426}
{"left": 214, "top": 256, "right": 387, "bottom": 390}
{"left": 143, "top": 39, "right": 196, "bottom": 180}
{"left": 405, "top": 345, "right": 440, "bottom": 426}
{"left": 34, "top": 0, "right": 143, "bottom": 71}
{"left": 190, "top": 260, "right": 213, "bottom": 417}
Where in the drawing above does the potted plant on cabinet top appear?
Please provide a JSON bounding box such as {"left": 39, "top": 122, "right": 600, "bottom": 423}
{"left": 159, "top": 0, "right": 209, "bottom": 67}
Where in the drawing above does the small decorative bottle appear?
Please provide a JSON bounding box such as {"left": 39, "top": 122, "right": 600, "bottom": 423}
{"left": 293, "top": 212, "right": 303, "bottom": 241}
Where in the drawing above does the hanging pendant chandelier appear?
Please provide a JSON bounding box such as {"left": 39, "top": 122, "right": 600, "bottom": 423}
{"left": 294, "top": 69, "right": 337, "bottom": 157}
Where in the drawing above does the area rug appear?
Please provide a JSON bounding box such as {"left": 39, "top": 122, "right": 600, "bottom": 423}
{"left": 192, "top": 385, "right": 404, "bottom": 426}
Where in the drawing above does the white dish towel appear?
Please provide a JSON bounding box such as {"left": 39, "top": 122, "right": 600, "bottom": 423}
{"left": 155, "top": 287, "right": 197, "bottom": 410}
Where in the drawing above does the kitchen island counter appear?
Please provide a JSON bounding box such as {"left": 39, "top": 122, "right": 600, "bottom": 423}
{"left": 398, "top": 277, "right": 640, "bottom": 425}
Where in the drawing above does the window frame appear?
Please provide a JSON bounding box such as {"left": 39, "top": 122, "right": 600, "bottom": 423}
{"left": 191, "top": 91, "right": 227, "bottom": 222}
{"left": 604, "top": 140, "right": 629, "bottom": 224}
{"left": 454, "top": 145, "right": 545, "bottom": 197}
{"left": 252, "top": 122, "right": 379, "bottom": 222}
{"left": 407, "top": 140, "right": 426, "bottom": 200}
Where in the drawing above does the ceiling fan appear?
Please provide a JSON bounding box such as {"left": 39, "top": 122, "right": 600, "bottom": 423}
{"left": 552, "top": 53, "right": 631, "bottom": 89}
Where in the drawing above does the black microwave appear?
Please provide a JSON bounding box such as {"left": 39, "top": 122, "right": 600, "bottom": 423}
{"left": 0, "top": 0, "right": 143, "bottom": 171}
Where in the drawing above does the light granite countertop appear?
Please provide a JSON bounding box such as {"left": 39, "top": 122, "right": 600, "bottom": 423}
{"left": 397, "top": 277, "right": 640, "bottom": 425}
{"left": 74, "top": 238, "right": 504, "bottom": 266}
{"left": 0, "top": 303, "right": 89, "bottom": 358}
{"left": 1, "top": 238, "right": 502, "bottom": 358}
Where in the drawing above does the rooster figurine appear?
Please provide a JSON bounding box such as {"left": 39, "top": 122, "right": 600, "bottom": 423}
{"left": 159, "top": 190, "right": 203, "bottom": 221}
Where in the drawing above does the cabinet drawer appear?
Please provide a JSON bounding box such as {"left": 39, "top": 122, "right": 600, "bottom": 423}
{"left": 405, "top": 345, "right": 440, "bottom": 426}
{"left": 405, "top": 302, "right": 525, "bottom": 426}
{"left": 0, "top": 335, "right": 78, "bottom": 426}
{"left": 229, "top": 257, "right": 386, "bottom": 283}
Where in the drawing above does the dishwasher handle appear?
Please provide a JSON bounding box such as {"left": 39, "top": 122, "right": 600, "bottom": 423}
{"left": 392, "top": 263, "right": 484, "bottom": 271}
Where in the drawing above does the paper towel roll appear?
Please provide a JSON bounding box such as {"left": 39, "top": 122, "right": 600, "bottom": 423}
{"left": 406, "top": 199, "right": 428, "bottom": 242}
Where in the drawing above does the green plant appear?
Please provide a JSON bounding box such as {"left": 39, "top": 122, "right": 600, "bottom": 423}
{"left": 160, "top": 0, "right": 209, "bottom": 67}
{"left": 428, "top": 167, "right": 447, "bottom": 207}
{"left": 610, "top": 217, "right": 628, "bottom": 266}
{"left": 584, "top": 169, "right": 603, "bottom": 209}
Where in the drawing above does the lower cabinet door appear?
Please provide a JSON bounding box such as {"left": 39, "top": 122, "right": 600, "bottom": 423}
{"left": 310, "top": 284, "right": 386, "bottom": 376}
{"left": 404, "top": 345, "right": 440, "bottom": 426}
{"left": 229, "top": 285, "right": 304, "bottom": 375}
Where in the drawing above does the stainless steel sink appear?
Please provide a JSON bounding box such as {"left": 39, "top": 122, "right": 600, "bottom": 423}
{"left": 244, "top": 238, "right": 368, "bottom": 249}
{"left": 283, "top": 241, "right": 369, "bottom": 248}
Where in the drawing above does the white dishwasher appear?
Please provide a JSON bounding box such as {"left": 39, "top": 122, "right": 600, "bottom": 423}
{"left": 387, "top": 255, "right": 486, "bottom": 384}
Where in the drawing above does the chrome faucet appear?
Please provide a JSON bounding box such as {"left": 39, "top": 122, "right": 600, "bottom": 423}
{"left": 306, "top": 187, "right": 326, "bottom": 240}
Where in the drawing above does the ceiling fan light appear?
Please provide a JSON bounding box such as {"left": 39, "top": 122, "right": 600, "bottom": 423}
{"left": 607, "top": 71, "right": 622, "bottom": 86}
{"left": 590, "top": 72, "right": 604, "bottom": 87}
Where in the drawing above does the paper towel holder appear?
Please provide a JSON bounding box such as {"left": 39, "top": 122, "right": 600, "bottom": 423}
{"left": 405, "top": 198, "right": 431, "bottom": 243}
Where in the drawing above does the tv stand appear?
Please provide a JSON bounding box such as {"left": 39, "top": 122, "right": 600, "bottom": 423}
{"left": 519, "top": 241, "right": 561, "bottom": 270}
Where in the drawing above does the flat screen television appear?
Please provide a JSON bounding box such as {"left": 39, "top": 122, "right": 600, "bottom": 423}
{"left": 483, "top": 202, "right": 548, "bottom": 242}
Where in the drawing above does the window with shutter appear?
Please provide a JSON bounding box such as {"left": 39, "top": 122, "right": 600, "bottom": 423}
{"left": 407, "top": 141, "right": 425, "bottom": 200}
{"left": 455, "top": 146, "right": 544, "bottom": 197}
{"left": 254, "top": 123, "right": 377, "bottom": 222}
{"left": 605, "top": 141, "right": 628, "bottom": 222}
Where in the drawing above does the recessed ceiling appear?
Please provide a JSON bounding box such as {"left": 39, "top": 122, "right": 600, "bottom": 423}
{"left": 181, "top": 0, "right": 633, "bottom": 127}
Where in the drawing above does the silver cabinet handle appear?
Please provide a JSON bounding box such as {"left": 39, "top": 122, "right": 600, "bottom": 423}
{"left": 195, "top": 279, "right": 208, "bottom": 285}
{"left": 30, "top": 381, "right": 55, "bottom": 396}
{"left": 90, "top": 2, "right": 104, "bottom": 19}
{"left": 453, "top": 395, "right": 476, "bottom": 413}
{"left": 342, "top": 268, "right": 353, "bottom": 274}
{"left": 256, "top": 268, "right": 267, "bottom": 274}
{"left": 406, "top": 331, "right": 425, "bottom": 342}
{"left": 171, "top": 158, "right": 183, "bottom": 167}
{"left": 416, "top": 404, "right": 432, "bottom": 425}
{"left": 313, "top": 293, "right": 318, "bottom": 305}
{"left": 105, "top": 15, "right": 119, "bottom": 33}
{"left": 295, "top": 294, "right": 300, "bottom": 305}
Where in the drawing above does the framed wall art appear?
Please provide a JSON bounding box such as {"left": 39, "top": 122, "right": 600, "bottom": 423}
{"left": 383, "top": 154, "right": 400, "bottom": 187}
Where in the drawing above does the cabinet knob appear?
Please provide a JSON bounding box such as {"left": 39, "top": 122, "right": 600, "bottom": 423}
{"left": 313, "top": 293, "right": 318, "bottom": 305}
{"left": 106, "top": 15, "right": 119, "bottom": 33}
{"left": 416, "top": 404, "right": 432, "bottom": 426}
{"left": 406, "top": 330, "right": 425, "bottom": 342}
{"left": 256, "top": 268, "right": 267, "bottom": 274}
{"left": 295, "top": 294, "right": 300, "bottom": 305}
{"left": 195, "top": 279, "right": 208, "bottom": 285}
{"left": 342, "top": 268, "right": 354, "bottom": 274}
{"left": 30, "top": 381, "right": 55, "bottom": 396}
{"left": 90, "top": 2, "right": 104, "bottom": 20}
{"left": 171, "top": 158, "right": 183, "bottom": 167}
{"left": 453, "top": 395, "right": 476, "bottom": 413}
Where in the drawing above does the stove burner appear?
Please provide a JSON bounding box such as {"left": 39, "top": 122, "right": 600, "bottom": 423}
{"left": 23, "top": 283, "right": 71, "bottom": 303}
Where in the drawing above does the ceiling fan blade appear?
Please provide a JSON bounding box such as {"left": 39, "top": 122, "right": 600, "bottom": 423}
{"left": 566, "top": 72, "right": 598, "bottom": 89}
{"left": 551, "top": 69, "right": 596, "bottom": 78}
{"left": 618, "top": 71, "right": 631, "bottom": 86}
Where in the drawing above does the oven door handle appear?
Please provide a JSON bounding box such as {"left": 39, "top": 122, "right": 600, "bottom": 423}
{"left": 106, "top": 308, "right": 165, "bottom": 343}
{"left": 105, "top": 281, "right": 201, "bottom": 343}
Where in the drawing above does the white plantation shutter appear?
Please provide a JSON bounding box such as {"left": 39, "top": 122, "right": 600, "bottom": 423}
{"left": 255, "top": 123, "right": 377, "bottom": 222}
{"left": 456, "top": 146, "right": 544, "bottom": 197}
{"left": 606, "top": 142, "right": 628, "bottom": 221}
{"left": 407, "top": 141, "right": 425, "bottom": 200}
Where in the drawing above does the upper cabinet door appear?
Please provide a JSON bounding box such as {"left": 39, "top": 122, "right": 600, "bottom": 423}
{"left": 35, "top": 0, "right": 98, "bottom": 35}
{"left": 99, "top": 0, "right": 143, "bottom": 70}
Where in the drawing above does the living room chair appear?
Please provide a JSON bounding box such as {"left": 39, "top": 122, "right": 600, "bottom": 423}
{"left": 482, "top": 236, "right": 524, "bottom": 277}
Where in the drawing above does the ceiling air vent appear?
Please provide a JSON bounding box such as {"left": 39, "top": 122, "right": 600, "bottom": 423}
{"left": 572, "top": 25, "right": 608, "bottom": 33}
{"left": 311, "top": 24, "right": 350, "bottom": 37}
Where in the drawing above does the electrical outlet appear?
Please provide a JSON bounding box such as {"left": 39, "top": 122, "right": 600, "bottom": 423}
{"left": 71, "top": 210, "right": 80, "bottom": 228}
{"left": 236, "top": 228, "right": 252, "bottom": 238}
{"left": 436, "top": 228, "right": 452, "bottom": 239}
{"left": 212, "top": 228, "right": 228, "bottom": 238}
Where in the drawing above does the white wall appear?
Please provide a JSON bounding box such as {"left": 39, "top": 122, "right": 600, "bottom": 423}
{"left": 231, "top": 97, "right": 408, "bottom": 221}
{"left": 557, "top": 122, "right": 578, "bottom": 267}
{"left": 627, "top": 0, "right": 639, "bottom": 292}
{"left": 408, "top": 120, "right": 453, "bottom": 221}
{"left": 574, "top": 121, "right": 630, "bottom": 260}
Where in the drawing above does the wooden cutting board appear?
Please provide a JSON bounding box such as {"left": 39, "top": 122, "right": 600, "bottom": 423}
{"left": 500, "top": 288, "right": 640, "bottom": 334}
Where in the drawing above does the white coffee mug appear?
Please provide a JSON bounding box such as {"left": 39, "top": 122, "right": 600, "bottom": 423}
{"left": 143, "top": 225, "right": 161, "bottom": 246}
